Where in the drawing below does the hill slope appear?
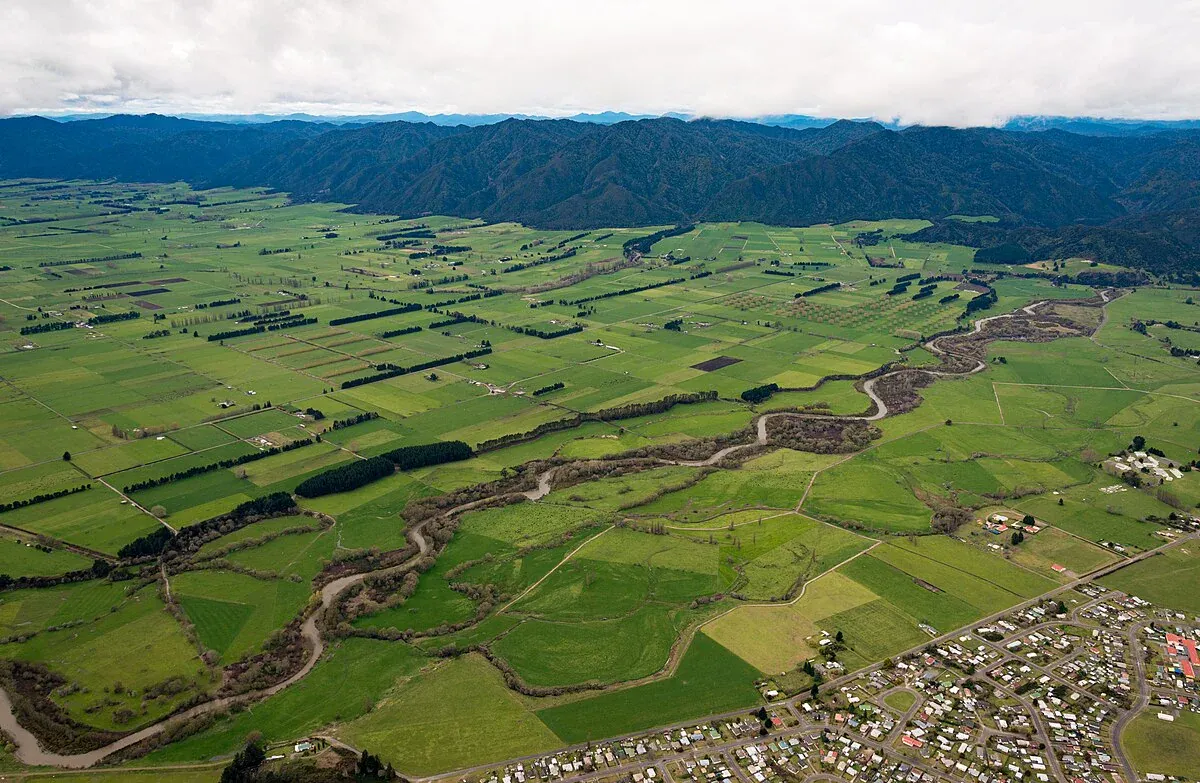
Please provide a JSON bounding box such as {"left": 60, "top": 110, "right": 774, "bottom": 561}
{"left": 4, "top": 113, "right": 1200, "bottom": 272}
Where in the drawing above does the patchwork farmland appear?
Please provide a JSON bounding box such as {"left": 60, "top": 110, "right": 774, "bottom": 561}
{"left": 0, "top": 180, "right": 1197, "bottom": 778}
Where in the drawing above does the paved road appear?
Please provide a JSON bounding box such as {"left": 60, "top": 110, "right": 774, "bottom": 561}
{"left": 1110, "top": 620, "right": 1152, "bottom": 783}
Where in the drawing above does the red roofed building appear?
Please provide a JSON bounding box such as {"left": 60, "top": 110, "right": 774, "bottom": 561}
{"left": 1165, "top": 632, "right": 1200, "bottom": 679}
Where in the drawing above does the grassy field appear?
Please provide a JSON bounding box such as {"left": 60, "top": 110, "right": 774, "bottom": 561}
{"left": 174, "top": 569, "right": 311, "bottom": 662}
{"left": 0, "top": 580, "right": 131, "bottom": 638}
{"left": 0, "top": 532, "right": 92, "bottom": 577}
{"left": 702, "top": 571, "right": 879, "bottom": 675}
{"left": 143, "top": 638, "right": 425, "bottom": 763}
{"left": 2, "top": 585, "right": 208, "bottom": 729}
{"left": 534, "top": 632, "right": 762, "bottom": 743}
{"left": 1101, "top": 546, "right": 1200, "bottom": 613}
{"left": 702, "top": 532, "right": 1054, "bottom": 678}
{"left": 1123, "top": 708, "right": 1200, "bottom": 779}
{"left": 339, "top": 653, "right": 561, "bottom": 775}
{"left": 884, "top": 689, "right": 917, "bottom": 713}
{"left": 492, "top": 605, "right": 683, "bottom": 686}
{"left": 1004, "top": 526, "right": 1120, "bottom": 577}
{"left": 804, "top": 460, "right": 932, "bottom": 532}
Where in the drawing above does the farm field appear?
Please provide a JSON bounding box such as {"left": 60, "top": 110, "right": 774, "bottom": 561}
{"left": 338, "top": 653, "right": 561, "bottom": 775}
{"left": 533, "top": 632, "right": 763, "bottom": 743}
{"left": 1122, "top": 708, "right": 1200, "bottom": 780}
{"left": 0, "top": 180, "right": 1196, "bottom": 777}
{"left": 1100, "top": 546, "right": 1200, "bottom": 614}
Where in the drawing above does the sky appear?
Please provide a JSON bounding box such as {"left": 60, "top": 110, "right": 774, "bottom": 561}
{"left": 4, "top": 0, "right": 1200, "bottom": 126}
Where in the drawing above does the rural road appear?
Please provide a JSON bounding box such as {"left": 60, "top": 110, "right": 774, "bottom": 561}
{"left": 0, "top": 290, "right": 1123, "bottom": 770}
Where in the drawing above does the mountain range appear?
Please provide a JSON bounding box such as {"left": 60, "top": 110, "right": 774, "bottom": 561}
{"left": 3, "top": 113, "right": 1200, "bottom": 273}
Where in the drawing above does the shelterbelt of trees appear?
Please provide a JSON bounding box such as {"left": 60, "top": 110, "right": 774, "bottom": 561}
{"left": 294, "top": 441, "right": 473, "bottom": 498}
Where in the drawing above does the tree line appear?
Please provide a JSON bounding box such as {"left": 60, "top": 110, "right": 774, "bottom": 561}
{"left": 237, "top": 309, "right": 295, "bottom": 325}
{"left": 123, "top": 439, "right": 313, "bottom": 493}
{"left": 330, "top": 411, "right": 380, "bottom": 429}
{"left": 295, "top": 440, "right": 472, "bottom": 497}
{"left": 376, "top": 227, "right": 434, "bottom": 240}
{"left": 428, "top": 309, "right": 583, "bottom": 340}
{"left": 118, "top": 491, "right": 297, "bottom": 560}
{"left": 0, "top": 558, "right": 113, "bottom": 593}
{"left": 560, "top": 277, "right": 685, "bottom": 307}
{"left": 207, "top": 325, "right": 265, "bottom": 341}
{"left": 378, "top": 325, "right": 422, "bottom": 338}
{"left": 328, "top": 302, "right": 421, "bottom": 327}
{"left": 196, "top": 297, "right": 241, "bottom": 309}
{"left": 428, "top": 314, "right": 473, "bottom": 330}
{"left": 90, "top": 311, "right": 141, "bottom": 325}
{"left": 38, "top": 252, "right": 141, "bottom": 268}
{"left": 475, "top": 391, "right": 717, "bottom": 452}
{"left": 293, "top": 455, "right": 395, "bottom": 498}
{"left": 204, "top": 317, "right": 314, "bottom": 340}
{"left": 622, "top": 224, "right": 694, "bottom": 258}
{"left": 965, "top": 286, "right": 998, "bottom": 314}
{"left": 20, "top": 321, "right": 73, "bottom": 335}
{"left": 0, "top": 484, "right": 90, "bottom": 515}
{"left": 510, "top": 323, "right": 583, "bottom": 339}
{"left": 117, "top": 526, "right": 173, "bottom": 559}
{"left": 796, "top": 282, "right": 840, "bottom": 298}
{"left": 424, "top": 289, "right": 502, "bottom": 308}
{"left": 532, "top": 381, "right": 565, "bottom": 396}
{"left": 266, "top": 316, "right": 317, "bottom": 331}
{"left": 339, "top": 347, "right": 492, "bottom": 389}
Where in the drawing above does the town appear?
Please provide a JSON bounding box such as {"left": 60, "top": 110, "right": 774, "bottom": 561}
{"left": 430, "top": 562, "right": 1200, "bottom": 783}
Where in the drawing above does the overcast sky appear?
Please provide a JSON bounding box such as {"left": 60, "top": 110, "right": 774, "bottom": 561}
{"left": 4, "top": 0, "right": 1200, "bottom": 125}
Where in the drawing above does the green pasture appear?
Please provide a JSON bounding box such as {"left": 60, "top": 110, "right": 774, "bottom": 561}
{"left": 534, "top": 632, "right": 761, "bottom": 743}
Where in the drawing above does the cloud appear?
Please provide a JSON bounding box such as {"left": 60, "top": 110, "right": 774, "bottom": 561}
{"left": 3, "top": 0, "right": 1200, "bottom": 125}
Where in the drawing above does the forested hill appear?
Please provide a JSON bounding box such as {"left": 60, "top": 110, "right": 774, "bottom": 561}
{"left": 5, "top": 113, "right": 1200, "bottom": 271}
{"left": 0, "top": 114, "right": 331, "bottom": 183}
